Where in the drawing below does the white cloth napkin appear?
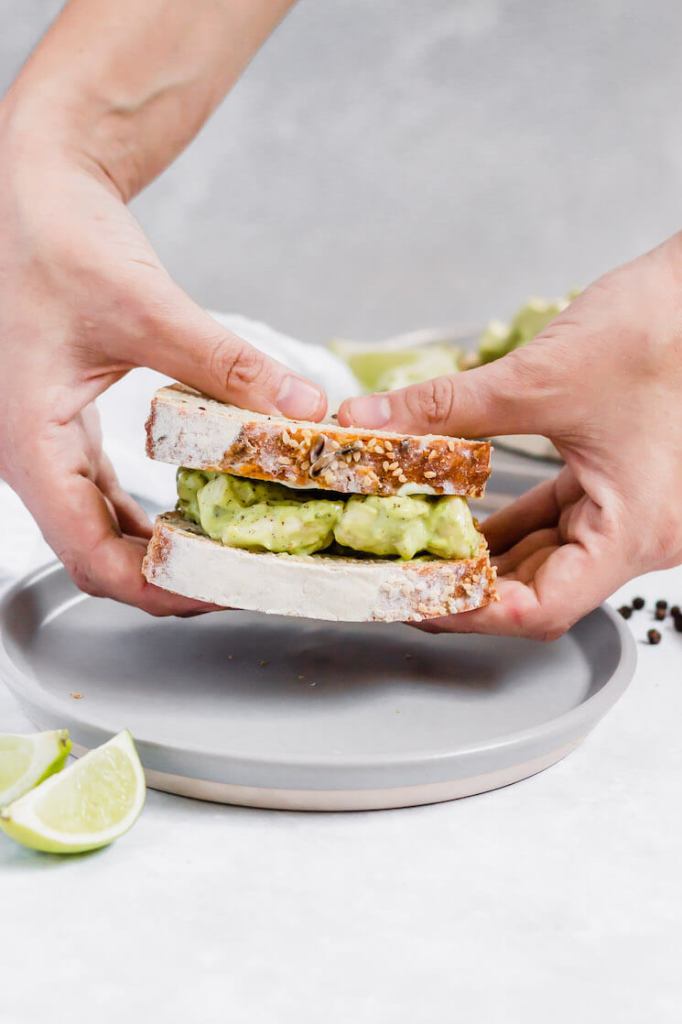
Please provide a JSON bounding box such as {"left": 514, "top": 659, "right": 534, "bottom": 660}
{"left": 0, "top": 314, "right": 359, "bottom": 584}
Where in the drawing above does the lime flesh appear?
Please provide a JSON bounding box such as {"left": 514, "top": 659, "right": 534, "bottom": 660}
{"left": 331, "top": 344, "right": 460, "bottom": 393}
{"left": 0, "top": 730, "right": 145, "bottom": 854}
{"left": 0, "top": 730, "right": 72, "bottom": 807}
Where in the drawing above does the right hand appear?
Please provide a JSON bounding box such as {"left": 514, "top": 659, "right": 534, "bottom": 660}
{"left": 339, "top": 234, "right": 682, "bottom": 639}
{"left": 0, "top": 107, "right": 327, "bottom": 614}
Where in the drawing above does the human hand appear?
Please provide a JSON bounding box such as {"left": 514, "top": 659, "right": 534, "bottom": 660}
{"left": 339, "top": 236, "right": 682, "bottom": 639}
{"left": 0, "top": 110, "right": 326, "bottom": 614}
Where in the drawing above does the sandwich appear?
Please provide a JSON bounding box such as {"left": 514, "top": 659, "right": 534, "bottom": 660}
{"left": 142, "top": 384, "right": 497, "bottom": 622}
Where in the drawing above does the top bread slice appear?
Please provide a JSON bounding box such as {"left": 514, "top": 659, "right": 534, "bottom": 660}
{"left": 146, "top": 384, "right": 492, "bottom": 498}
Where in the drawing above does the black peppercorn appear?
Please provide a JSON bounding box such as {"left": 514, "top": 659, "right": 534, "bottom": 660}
{"left": 656, "top": 599, "right": 668, "bottom": 611}
{"left": 618, "top": 605, "right": 632, "bottom": 620}
{"left": 671, "top": 605, "right": 681, "bottom": 618}
{"left": 674, "top": 616, "right": 682, "bottom": 634}
{"left": 655, "top": 607, "right": 667, "bottom": 621}
{"left": 632, "top": 596, "right": 645, "bottom": 610}
{"left": 647, "top": 629, "right": 662, "bottom": 645}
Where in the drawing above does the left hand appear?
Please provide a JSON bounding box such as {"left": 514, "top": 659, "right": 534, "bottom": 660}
{"left": 338, "top": 235, "right": 682, "bottom": 639}
{"left": 0, "top": 111, "right": 326, "bottom": 614}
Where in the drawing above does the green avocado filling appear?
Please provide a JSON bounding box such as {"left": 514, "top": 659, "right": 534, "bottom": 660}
{"left": 177, "top": 468, "right": 482, "bottom": 561}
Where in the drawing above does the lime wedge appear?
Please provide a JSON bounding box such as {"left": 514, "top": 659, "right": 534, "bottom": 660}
{"left": 374, "top": 346, "right": 460, "bottom": 391}
{"left": 330, "top": 340, "right": 460, "bottom": 392}
{"left": 330, "top": 344, "right": 422, "bottom": 392}
{"left": 0, "top": 730, "right": 72, "bottom": 807}
{"left": 0, "top": 730, "right": 145, "bottom": 854}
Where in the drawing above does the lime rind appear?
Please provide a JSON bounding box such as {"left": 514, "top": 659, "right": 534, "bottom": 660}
{"left": 0, "top": 730, "right": 146, "bottom": 854}
{"left": 0, "top": 730, "right": 72, "bottom": 807}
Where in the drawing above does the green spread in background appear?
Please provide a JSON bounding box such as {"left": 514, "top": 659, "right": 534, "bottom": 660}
{"left": 329, "top": 343, "right": 461, "bottom": 393}
{"left": 477, "top": 292, "right": 579, "bottom": 364}
{"left": 177, "top": 469, "right": 481, "bottom": 560}
{"left": 331, "top": 292, "right": 579, "bottom": 391}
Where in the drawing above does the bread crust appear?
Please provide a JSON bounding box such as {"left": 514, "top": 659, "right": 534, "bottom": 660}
{"left": 146, "top": 384, "right": 491, "bottom": 498}
{"left": 143, "top": 512, "right": 498, "bottom": 623}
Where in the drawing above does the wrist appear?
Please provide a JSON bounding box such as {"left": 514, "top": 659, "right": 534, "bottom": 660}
{"left": 0, "top": 82, "right": 135, "bottom": 201}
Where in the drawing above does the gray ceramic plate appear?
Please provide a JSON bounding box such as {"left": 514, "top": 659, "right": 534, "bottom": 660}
{"left": 0, "top": 563, "right": 636, "bottom": 811}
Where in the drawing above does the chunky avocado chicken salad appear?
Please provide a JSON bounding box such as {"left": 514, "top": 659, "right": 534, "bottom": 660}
{"left": 177, "top": 469, "right": 482, "bottom": 561}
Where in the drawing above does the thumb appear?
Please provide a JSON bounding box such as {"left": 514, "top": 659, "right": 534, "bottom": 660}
{"left": 131, "top": 288, "right": 327, "bottom": 421}
{"left": 337, "top": 346, "right": 563, "bottom": 438}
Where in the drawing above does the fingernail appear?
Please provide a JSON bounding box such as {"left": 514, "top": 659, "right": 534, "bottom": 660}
{"left": 276, "top": 376, "right": 325, "bottom": 420}
{"left": 344, "top": 395, "right": 391, "bottom": 428}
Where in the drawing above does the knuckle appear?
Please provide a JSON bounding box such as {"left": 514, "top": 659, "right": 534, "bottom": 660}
{"left": 504, "top": 344, "right": 559, "bottom": 395}
{"left": 495, "top": 344, "right": 569, "bottom": 434}
{"left": 504, "top": 588, "right": 567, "bottom": 640}
{"left": 91, "top": 279, "right": 170, "bottom": 363}
{"left": 127, "top": 292, "right": 166, "bottom": 340}
{"left": 643, "top": 512, "right": 682, "bottom": 569}
{"left": 64, "top": 557, "right": 103, "bottom": 599}
{"left": 144, "top": 604, "right": 170, "bottom": 619}
{"left": 405, "top": 376, "right": 456, "bottom": 429}
{"left": 535, "top": 623, "right": 569, "bottom": 642}
{"left": 208, "top": 336, "right": 268, "bottom": 394}
{"left": 516, "top": 609, "right": 566, "bottom": 641}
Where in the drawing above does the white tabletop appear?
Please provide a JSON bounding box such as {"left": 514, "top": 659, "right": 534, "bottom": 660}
{"left": 2, "top": 520, "right": 681, "bottom": 1023}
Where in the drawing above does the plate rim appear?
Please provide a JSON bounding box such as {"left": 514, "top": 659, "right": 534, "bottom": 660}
{"left": 0, "top": 561, "right": 638, "bottom": 789}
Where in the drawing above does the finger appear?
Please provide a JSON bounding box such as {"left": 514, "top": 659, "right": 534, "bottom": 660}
{"left": 483, "top": 479, "right": 559, "bottom": 555}
{"left": 72, "top": 408, "right": 152, "bottom": 539}
{"left": 508, "top": 545, "right": 558, "bottom": 585}
{"left": 22, "top": 463, "right": 219, "bottom": 616}
{"left": 338, "top": 342, "right": 565, "bottom": 438}
{"left": 414, "top": 579, "right": 540, "bottom": 636}
{"left": 493, "top": 529, "right": 560, "bottom": 576}
{"left": 415, "top": 540, "right": 628, "bottom": 640}
{"left": 127, "top": 286, "right": 327, "bottom": 420}
{"left": 96, "top": 454, "right": 152, "bottom": 539}
{"left": 110, "top": 493, "right": 152, "bottom": 540}
{"left": 482, "top": 468, "right": 581, "bottom": 555}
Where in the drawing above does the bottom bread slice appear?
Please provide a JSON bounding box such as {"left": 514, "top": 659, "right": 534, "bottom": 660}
{"left": 143, "top": 512, "right": 498, "bottom": 623}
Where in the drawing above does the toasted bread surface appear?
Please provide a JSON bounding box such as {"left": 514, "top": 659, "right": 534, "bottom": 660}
{"left": 146, "top": 384, "right": 491, "bottom": 498}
